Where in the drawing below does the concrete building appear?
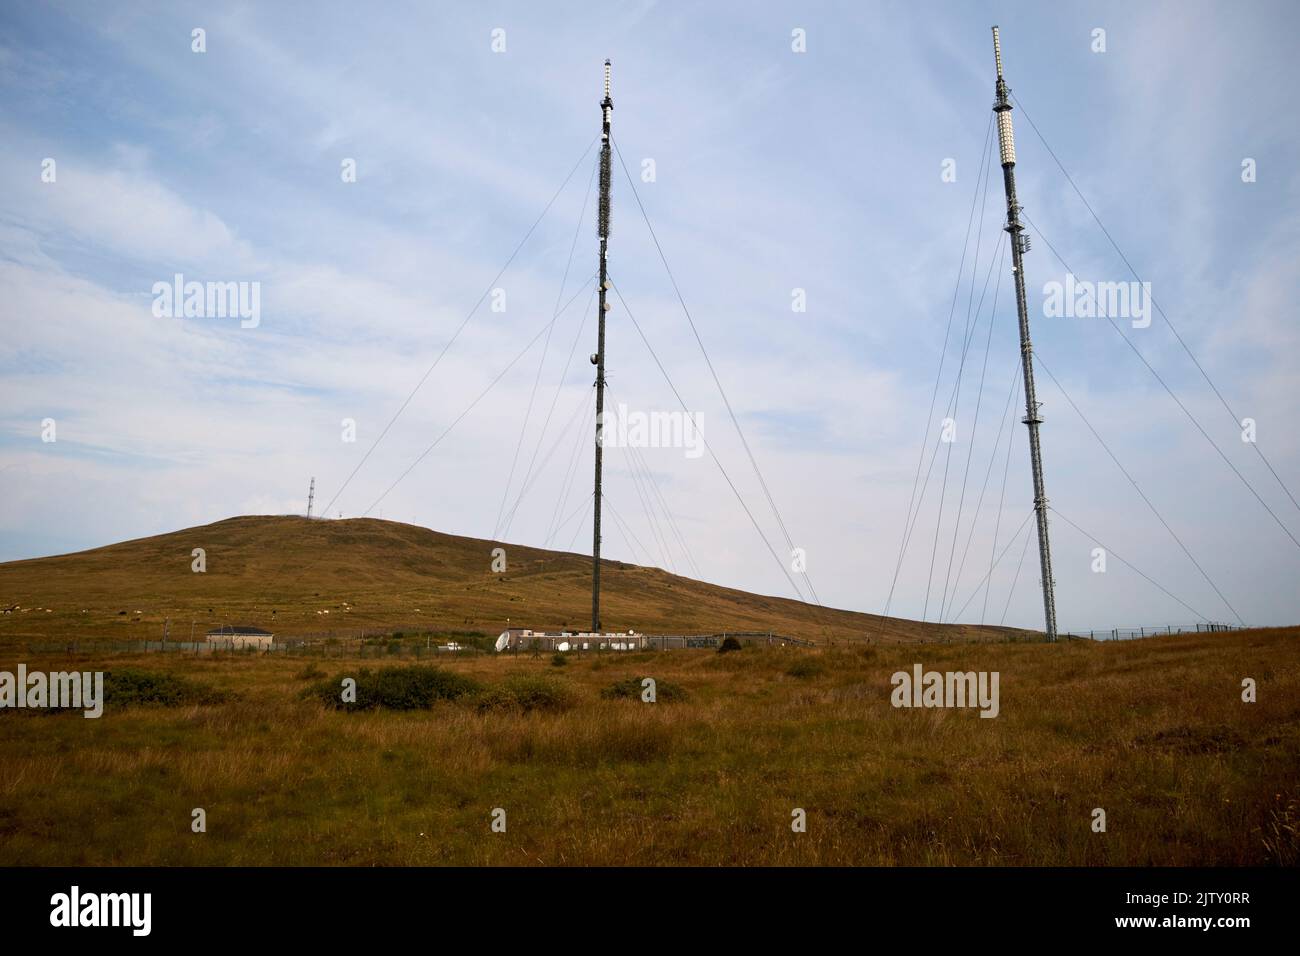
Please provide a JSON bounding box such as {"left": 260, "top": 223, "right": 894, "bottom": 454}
{"left": 205, "top": 625, "right": 275, "bottom": 649}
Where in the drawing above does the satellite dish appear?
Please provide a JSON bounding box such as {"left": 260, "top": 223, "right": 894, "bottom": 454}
{"left": 590, "top": 353, "right": 599, "bottom": 365}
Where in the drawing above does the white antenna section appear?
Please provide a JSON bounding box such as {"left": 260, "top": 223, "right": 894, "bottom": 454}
{"left": 997, "top": 105, "right": 1016, "bottom": 166}
{"left": 992, "top": 27, "right": 1015, "bottom": 166}
{"left": 602, "top": 59, "right": 612, "bottom": 130}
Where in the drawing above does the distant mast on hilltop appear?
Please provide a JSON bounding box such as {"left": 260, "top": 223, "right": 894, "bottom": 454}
{"left": 306, "top": 476, "right": 315, "bottom": 519}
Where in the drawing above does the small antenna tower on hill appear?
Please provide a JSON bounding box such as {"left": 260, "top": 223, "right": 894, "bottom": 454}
{"left": 307, "top": 477, "right": 315, "bottom": 519}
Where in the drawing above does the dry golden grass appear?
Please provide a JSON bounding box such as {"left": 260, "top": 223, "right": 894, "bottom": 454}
{"left": 1, "top": 627, "right": 1296, "bottom": 866}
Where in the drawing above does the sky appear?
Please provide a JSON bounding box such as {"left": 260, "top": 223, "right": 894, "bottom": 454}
{"left": 1, "top": 0, "right": 1298, "bottom": 632}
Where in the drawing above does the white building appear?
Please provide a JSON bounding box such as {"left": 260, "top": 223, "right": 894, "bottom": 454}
{"left": 495, "top": 627, "right": 644, "bottom": 652}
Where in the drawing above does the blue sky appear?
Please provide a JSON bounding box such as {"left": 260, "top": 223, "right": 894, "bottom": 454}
{"left": 1, "top": 0, "right": 1298, "bottom": 631}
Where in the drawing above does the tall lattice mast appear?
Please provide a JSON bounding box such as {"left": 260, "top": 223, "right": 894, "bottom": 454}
{"left": 306, "top": 476, "right": 315, "bottom": 519}
{"left": 591, "top": 59, "right": 613, "bottom": 632}
{"left": 992, "top": 26, "right": 1058, "bottom": 639}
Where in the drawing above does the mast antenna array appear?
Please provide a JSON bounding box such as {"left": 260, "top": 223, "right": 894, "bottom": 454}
{"left": 991, "top": 26, "right": 1058, "bottom": 640}
{"left": 591, "top": 59, "right": 613, "bottom": 632}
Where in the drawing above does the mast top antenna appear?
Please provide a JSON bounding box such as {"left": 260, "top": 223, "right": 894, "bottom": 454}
{"left": 991, "top": 26, "right": 1004, "bottom": 79}
{"left": 603, "top": 59, "right": 611, "bottom": 100}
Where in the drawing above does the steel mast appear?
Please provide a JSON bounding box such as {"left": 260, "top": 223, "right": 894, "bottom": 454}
{"left": 591, "top": 59, "right": 613, "bottom": 632}
{"left": 991, "top": 27, "right": 1058, "bottom": 640}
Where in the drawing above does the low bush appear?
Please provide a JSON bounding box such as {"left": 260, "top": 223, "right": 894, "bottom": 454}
{"left": 476, "top": 675, "right": 575, "bottom": 714}
{"left": 305, "top": 666, "right": 481, "bottom": 710}
{"left": 104, "top": 669, "right": 230, "bottom": 707}
{"left": 550, "top": 653, "right": 568, "bottom": 667}
{"left": 718, "top": 636, "right": 743, "bottom": 654}
{"left": 785, "top": 658, "right": 825, "bottom": 679}
{"left": 600, "top": 676, "right": 688, "bottom": 703}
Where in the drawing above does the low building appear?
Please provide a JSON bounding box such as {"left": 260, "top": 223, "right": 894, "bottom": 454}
{"left": 205, "top": 625, "right": 275, "bottom": 649}
{"left": 495, "top": 627, "right": 644, "bottom": 652}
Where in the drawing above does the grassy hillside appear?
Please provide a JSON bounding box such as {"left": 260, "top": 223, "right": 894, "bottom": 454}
{"left": 0, "top": 515, "right": 1033, "bottom": 645}
{"left": 1, "top": 516, "right": 1294, "bottom": 866}
{"left": 0, "top": 628, "right": 1296, "bottom": 865}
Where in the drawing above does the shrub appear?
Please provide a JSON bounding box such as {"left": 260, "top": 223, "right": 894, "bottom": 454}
{"left": 305, "top": 666, "right": 481, "bottom": 710}
{"left": 785, "top": 658, "right": 824, "bottom": 679}
{"left": 550, "top": 653, "right": 568, "bottom": 667}
{"left": 601, "top": 676, "right": 688, "bottom": 703}
{"left": 104, "top": 669, "right": 230, "bottom": 707}
{"left": 718, "top": 636, "right": 743, "bottom": 654}
{"left": 294, "top": 663, "right": 326, "bottom": 681}
{"left": 476, "top": 675, "right": 575, "bottom": 714}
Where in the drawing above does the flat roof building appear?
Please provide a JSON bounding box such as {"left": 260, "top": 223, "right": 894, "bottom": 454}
{"left": 205, "top": 625, "right": 275, "bottom": 649}
{"left": 495, "top": 627, "right": 643, "bottom": 652}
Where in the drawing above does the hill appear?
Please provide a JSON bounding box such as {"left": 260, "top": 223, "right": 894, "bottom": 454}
{"left": 0, "top": 515, "right": 1032, "bottom": 645}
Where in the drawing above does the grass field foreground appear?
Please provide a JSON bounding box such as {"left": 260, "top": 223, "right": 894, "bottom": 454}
{"left": 1, "top": 627, "right": 1297, "bottom": 866}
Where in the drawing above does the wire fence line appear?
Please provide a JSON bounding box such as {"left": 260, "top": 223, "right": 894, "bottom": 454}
{"left": 20, "top": 630, "right": 816, "bottom": 657}
{"left": 17, "top": 624, "right": 1251, "bottom": 656}
{"left": 22, "top": 641, "right": 467, "bottom": 659}
{"left": 1060, "top": 622, "right": 1245, "bottom": 641}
